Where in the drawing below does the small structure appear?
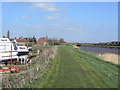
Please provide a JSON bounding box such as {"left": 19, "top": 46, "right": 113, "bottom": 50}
{"left": 37, "top": 37, "right": 49, "bottom": 46}
{"left": 14, "top": 38, "right": 29, "bottom": 46}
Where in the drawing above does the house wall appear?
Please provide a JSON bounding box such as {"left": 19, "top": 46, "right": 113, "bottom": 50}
{"left": 37, "top": 38, "right": 49, "bottom": 46}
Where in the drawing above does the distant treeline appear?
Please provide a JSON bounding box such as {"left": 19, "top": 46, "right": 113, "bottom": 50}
{"left": 47, "top": 38, "right": 66, "bottom": 45}
{"left": 73, "top": 41, "right": 120, "bottom": 49}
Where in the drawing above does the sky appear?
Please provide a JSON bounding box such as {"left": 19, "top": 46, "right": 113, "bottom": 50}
{"left": 1, "top": 2, "right": 118, "bottom": 43}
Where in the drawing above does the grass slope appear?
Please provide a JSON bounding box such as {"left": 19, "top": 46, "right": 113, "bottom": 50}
{"left": 34, "top": 46, "right": 118, "bottom": 88}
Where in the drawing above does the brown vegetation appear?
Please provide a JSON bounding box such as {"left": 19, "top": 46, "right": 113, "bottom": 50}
{"left": 1, "top": 46, "right": 58, "bottom": 88}
{"left": 97, "top": 53, "right": 119, "bottom": 65}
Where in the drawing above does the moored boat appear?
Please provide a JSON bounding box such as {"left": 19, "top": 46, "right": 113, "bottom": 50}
{"left": 13, "top": 40, "right": 29, "bottom": 56}
{"left": 0, "top": 38, "right": 18, "bottom": 62}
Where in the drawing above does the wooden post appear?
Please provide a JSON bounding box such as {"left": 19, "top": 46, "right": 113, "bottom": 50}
{"left": 10, "top": 42, "right": 12, "bottom": 67}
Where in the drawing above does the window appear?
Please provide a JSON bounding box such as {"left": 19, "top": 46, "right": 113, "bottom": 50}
{"left": 19, "top": 47, "right": 26, "bottom": 49}
{"left": 0, "top": 45, "right": 6, "bottom": 50}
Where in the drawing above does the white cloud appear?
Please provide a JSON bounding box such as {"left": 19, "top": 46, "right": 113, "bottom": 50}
{"left": 47, "top": 15, "right": 59, "bottom": 20}
{"left": 31, "top": 3, "right": 61, "bottom": 12}
{"left": 65, "top": 27, "right": 74, "bottom": 30}
{"left": 43, "top": 7, "right": 60, "bottom": 12}
{"left": 62, "top": 24, "right": 83, "bottom": 31}
{"left": 21, "top": 16, "right": 28, "bottom": 19}
{"left": 26, "top": 23, "right": 83, "bottom": 31}
{"left": 27, "top": 24, "right": 41, "bottom": 29}
{"left": 46, "top": 13, "right": 70, "bottom": 23}
{"left": 53, "top": 13, "right": 61, "bottom": 16}
{"left": 31, "top": 3, "right": 55, "bottom": 9}
{"left": 46, "top": 13, "right": 60, "bottom": 20}
{"left": 24, "top": 23, "right": 85, "bottom": 42}
{"left": 11, "top": 24, "right": 18, "bottom": 26}
{"left": 60, "top": 19, "right": 70, "bottom": 22}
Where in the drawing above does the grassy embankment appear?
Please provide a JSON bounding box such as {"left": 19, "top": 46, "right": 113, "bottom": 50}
{"left": 28, "top": 45, "right": 118, "bottom": 88}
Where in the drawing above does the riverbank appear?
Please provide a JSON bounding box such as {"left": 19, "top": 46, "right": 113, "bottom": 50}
{"left": 97, "top": 53, "right": 119, "bottom": 65}
{"left": 27, "top": 45, "right": 118, "bottom": 88}
{"left": 79, "top": 46, "right": 119, "bottom": 65}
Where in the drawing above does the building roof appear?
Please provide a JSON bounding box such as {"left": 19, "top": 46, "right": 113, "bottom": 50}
{"left": 38, "top": 37, "right": 48, "bottom": 42}
{"left": 15, "top": 38, "right": 29, "bottom": 43}
{"left": 37, "top": 37, "right": 49, "bottom": 45}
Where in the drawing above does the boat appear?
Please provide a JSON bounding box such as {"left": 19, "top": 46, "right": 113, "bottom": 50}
{"left": 13, "top": 40, "right": 29, "bottom": 56}
{"left": 0, "top": 38, "right": 18, "bottom": 62}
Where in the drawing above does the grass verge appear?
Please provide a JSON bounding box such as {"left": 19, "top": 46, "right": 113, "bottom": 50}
{"left": 28, "top": 45, "right": 119, "bottom": 88}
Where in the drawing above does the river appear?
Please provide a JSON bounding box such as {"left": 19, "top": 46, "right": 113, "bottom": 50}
{"left": 79, "top": 46, "right": 119, "bottom": 54}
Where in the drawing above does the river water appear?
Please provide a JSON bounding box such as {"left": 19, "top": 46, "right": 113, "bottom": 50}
{"left": 79, "top": 46, "right": 119, "bottom": 54}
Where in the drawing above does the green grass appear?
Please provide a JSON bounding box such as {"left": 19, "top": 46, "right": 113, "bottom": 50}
{"left": 29, "top": 45, "right": 118, "bottom": 88}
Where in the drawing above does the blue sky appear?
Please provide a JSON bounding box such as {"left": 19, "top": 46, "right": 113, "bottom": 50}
{"left": 2, "top": 2, "right": 118, "bottom": 43}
